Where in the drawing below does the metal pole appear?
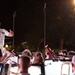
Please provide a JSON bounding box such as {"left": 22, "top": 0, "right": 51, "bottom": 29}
{"left": 44, "top": 3, "right": 46, "bottom": 47}
{"left": 13, "top": 11, "right": 16, "bottom": 49}
{"left": 43, "top": 2, "right": 46, "bottom": 72}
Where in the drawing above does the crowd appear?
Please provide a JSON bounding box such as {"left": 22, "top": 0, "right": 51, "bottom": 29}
{"left": 1, "top": 46, "right": 75, "bottom": 75}
{"left": 0, "top": 48, "right": 45, "bottom": 75}
{"left": 0, "top": 27, "right": 75, "bottom": 75}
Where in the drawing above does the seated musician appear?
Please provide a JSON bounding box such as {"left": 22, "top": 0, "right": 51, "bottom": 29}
{"left": 45, "top": 51, "right": 51, "bottom": 59}
{"left": 22, "top": 49, "right": 33, "bottom": 64}
{"left": 0, "top": 48, "right": 9, "bottom": 75}
{"left": 58, "top": 49, "right": 68, "bottom": 60}
{"left": 0, "top": 48, "right": 18, "bottom": 75}
{"left": 30, "top": 51, "right": 45, "bottom": 75}
{"left": 0, "top": 49, "right": 7, "bottom": 62}
{"left": 45, "top": 45, "right": 55, "bottom": 60}
{"left": 18, "top": 55, "right": 30, "bottom": 75}
{"left": 32, "top": 51, "right": 44, "bottom": 64}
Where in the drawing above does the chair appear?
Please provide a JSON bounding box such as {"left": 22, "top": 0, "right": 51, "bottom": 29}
{"left": 61, "top": 62, "right": 70, "bottom": 75}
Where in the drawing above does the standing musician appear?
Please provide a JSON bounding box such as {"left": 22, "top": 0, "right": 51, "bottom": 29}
{"left": 0, "top": 28, "right": 14, "bottom": 75}
{"left": 0, "top": 28, "right": 14, "bottom": 50}
{"left": 0, "top": 28, "right": 14, "bottom": 63}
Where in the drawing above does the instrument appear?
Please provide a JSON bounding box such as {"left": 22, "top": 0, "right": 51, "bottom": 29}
{"left": 45, "top": 45, "right": 55, "bottom": 59}
{"left": 12, "top": 50, "right": 19, "bottom": 58}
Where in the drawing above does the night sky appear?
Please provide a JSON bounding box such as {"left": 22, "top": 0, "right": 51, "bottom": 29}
{"left": 0, "top": 0, "right": 75, "bottom": 51}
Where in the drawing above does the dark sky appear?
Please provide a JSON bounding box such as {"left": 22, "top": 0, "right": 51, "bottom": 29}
{"left": 0, "top": 0, "right": 75, "bottom": 50}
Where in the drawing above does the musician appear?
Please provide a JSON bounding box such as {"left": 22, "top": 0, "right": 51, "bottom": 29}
{"left": 0, "top": 28, "right": 14, "bottom": 75}
{"left": 18, "top": 55, "right": 30, "bottom": 75}
{"left": 31, "top": 51, "right": 45, "bottom": 75}
{"left": 22, "top": 49, "right": 32, "bottom": 58}
{"left": 45, "top": 51, "right": 51, "bottom": 59}
{"left": 22, "top": 49, "right": 33, "bottom": 64}
{"left": 0, "top": 28, "right": 14, "bottom": 63}
{"left": 32, "top": 51, "right": 44, "bottom": 64}
{"left": 0, "top": 49, "right": 7, "bottom": 62}
{"left": 45, "top": 45, "right": 55, "bottom": 60}
{"left": 0, "top": 28, "right": 14, "bottom": 51}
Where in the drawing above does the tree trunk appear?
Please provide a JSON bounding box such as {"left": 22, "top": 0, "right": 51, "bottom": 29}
{"left": 59, "top": 38, "right": 64, "bottom": 49}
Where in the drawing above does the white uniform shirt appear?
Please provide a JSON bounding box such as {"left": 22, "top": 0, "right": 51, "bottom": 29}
{"left": 1, "top": 48, "right": 18, "bottom": 64}
{"left": 72, "top": 72, "right": 75, "bottom": 75}
{"left": 0, "top": 28, "right": 9, "bottom": 49}
{"left": 18, "top": 73, "right": 30, "bottom": 75}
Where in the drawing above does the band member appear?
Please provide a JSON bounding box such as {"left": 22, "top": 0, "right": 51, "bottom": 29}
{"left": 0, "top": 28, "right": 14, "bottom": 75}
{"left": 0, "top": 28, "right": 14, "bottom": 63}
{"left": 0, "top": 28, "right": 14, "bottom": 51}
{"left": 0, "top": 28, "right": 14, "bottom": 62}
{"left": 18, "top": 56, "right": 30, "bottom": 75}
{"left": 45, "top": 45, "right": 55, "bottom": 59}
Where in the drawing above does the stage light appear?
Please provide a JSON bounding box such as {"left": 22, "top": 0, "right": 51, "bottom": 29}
{"left": 5, "top": 44, "right": 9, "bottom": 48}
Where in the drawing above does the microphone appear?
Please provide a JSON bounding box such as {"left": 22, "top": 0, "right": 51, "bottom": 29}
{"left": 12, "top": 50, "right": 19, "bottom": 58}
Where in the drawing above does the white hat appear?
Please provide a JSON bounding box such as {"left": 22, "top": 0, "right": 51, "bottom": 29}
{"left": 22, "top": 49, "right": 32, "bottom": 57}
